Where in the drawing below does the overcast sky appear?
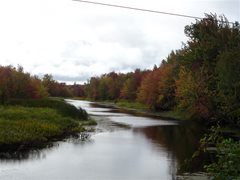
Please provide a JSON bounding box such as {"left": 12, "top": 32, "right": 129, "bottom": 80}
{"left": 0, "top": 0, "right": 239, "bottom": 84}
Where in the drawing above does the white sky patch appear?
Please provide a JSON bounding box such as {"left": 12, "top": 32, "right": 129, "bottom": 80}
{"left": 0, "top": 0, "right": 239, "bottom": 84}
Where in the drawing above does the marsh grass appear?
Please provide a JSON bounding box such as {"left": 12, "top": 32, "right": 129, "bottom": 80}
{"left": 116, "top": 100, "right": 148, "bottom": 111}
{"left": 7, "top": 98, "right": 88, "bottom": 120}
{"left": 0, "top": 98, "right": 94, "bottom": 150}
{"left": 0, "top": 106, "right": 80, "bottom": 145}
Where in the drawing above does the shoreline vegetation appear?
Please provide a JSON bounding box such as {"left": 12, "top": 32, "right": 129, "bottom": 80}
{"left": 0, "top": 98, "right": 95, "bottom": 152}
{"left": 87, "top": 99, "right": 189, "bottom": 121}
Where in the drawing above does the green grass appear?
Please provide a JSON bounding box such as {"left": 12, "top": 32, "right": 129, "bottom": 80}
{"left": 155, "top": 110, "right": 190, "bottom": 120}
{"left": 116, "top": 100, "right": 149, "bottom": 111}
{"left": 0, "top": 106, "right": 82, "bottom": 146}
{"left": 7, "top": 98, "right": 88, "bottom": 120}
{"left": 112, "top": 100, "right": 187, "bottom": 120}
{"left": 100, "top": 100, "right": 189, "bottom": 120}
{"left": 0, "top": 98, "right": 95, "bottom": 149}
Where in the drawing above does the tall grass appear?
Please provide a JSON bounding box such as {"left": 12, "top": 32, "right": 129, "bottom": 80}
{"left": 0, "top": 106, "right": 83, "bottom": 146}
{"left": 0, "top": 98, "right": 93, "bottom": 150}
{"left": 7, "top": 98, "right": 88, "bottom": 120}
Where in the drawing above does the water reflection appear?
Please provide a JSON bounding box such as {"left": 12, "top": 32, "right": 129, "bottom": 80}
{"left": 133, "top": 123, "right": 204, "bottom": 168}
{"left": 0, "top": 144, "right": 56, "bottom": 163}
{"left": 110, "top": 115, "right": 178, "bottom": 128}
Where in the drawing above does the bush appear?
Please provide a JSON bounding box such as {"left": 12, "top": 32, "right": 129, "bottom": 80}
{"left": 201, "top": 126, "right": 240, "bottom": 180}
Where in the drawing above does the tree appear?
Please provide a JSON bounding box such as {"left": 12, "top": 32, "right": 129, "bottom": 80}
{"left": 87, "top": 77, "right": 100, "bottom": 100}
{"left": 176, "top": 14, "right": 240, "bottom": 122}
{"left": 98, "top": 76, "right": 108, "bottom": 100}
{"left": 137, "top": 68, "right": 162, "bottom": 110}
{"left": 157, "top": 52, "right": 179, "bottom": 110}
{"left": 106, "top": 72, "right": 121, "bottom": 100}
{"left": 29, "top": 76, "right": 49, "bottom": 99}
{"left": 215, "top": 48, "right": 240, "bottom": 125}
{"left": 120, "top": 69, "right": 143, "bottom": 100}
{"left": 0, "top": 66, "right": 12, "bottom": 104}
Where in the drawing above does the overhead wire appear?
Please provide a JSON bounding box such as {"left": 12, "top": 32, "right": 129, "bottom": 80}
{"left": 72, "top": 0, "right": 203, "bottom": 20}
{"left": 72, "top": 0, "right": 236, "bottom": 24}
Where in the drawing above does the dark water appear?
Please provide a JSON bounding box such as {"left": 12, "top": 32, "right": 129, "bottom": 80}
{"left": 0, "top": 100, "right": 204, "bottom": 180}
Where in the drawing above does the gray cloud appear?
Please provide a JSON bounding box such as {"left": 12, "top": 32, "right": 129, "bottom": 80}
{"left": 0, "top": 0, "right": 239, "bottom": 84}
{"left": 53, "top": 74, "right": 90, "bottom": 84}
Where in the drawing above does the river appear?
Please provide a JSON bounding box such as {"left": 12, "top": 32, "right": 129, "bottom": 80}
{"left": 0, "top": 100, "right": 204, "bottom": 180}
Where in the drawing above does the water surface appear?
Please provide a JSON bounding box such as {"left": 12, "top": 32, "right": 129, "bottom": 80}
{"left": 0, "top": 100, "right": 203, "bottom": 180}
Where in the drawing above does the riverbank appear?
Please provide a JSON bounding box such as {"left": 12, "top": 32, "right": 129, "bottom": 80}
{"left": 89, "top": 99, "right": 189, "bottom": 121}
{"left": 0, "top": 98, "right": 95, "bottom": 152}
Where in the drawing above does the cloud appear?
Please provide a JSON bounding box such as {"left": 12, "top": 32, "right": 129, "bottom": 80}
{"left": 0, "top": 0, "right": 239, "bottom": 84}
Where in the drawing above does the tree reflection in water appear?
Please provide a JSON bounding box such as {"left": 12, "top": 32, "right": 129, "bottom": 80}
{"left": 133, "top": 121, "right": 206, "bottom": 173}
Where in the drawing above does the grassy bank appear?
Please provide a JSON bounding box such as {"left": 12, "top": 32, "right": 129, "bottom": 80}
{"left": 153, "top": 110, "right": 190, "bottom": 120}
{"left": 97, "top": 100, "right": 188, "bottom": 120}
{"left": 7, "top": 98, "right": 88, "bottom": 120}
{"left": 115, "top": 100, "right": 149, "bottom": 111}
{"left": 0, "top": 98, "right": 94, "bottom": 151}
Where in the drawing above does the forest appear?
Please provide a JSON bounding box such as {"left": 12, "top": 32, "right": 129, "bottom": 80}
{"left": 85, "top": 14, "right": 240, "bottom": 127}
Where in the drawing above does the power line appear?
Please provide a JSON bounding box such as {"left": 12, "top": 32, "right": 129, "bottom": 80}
{"left": 72, "top": 0, "right": 203, "bottom": 20}
{"left": 72, "top": 0, "right": 236, "bottom": 25}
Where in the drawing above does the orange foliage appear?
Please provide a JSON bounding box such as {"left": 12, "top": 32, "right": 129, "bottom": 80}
{"left": 137, "top": 67, "right": 163, "bottom": 109}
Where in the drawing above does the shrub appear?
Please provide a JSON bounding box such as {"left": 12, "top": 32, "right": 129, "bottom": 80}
{"left": 201, "top": 126, "right": 240, "bottom": 180}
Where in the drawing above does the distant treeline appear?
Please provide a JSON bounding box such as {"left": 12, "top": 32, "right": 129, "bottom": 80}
{"left": 85, "top": 14, "right": 240, "bottom": 126}
{"left": 0, "top": 66, "right": 85, "bottom": 103}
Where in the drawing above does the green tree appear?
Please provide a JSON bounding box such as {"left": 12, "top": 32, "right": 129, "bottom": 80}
{"left": 98, "top": 76, "right": 108, "bottom": 100}
{"left": 120, "top": 69, "right": 143, "bottom": 100}
{"left": 157, "top": 54, "right": 178, "bottom": 110}
{"left": 176, "top": 14, "right": 240, "bottom": 122}
{"left": 87, "top": 77, "right": 100, "bottom": 100}
{"left": 216, "top": 48, "right": 240, "bottom": 125}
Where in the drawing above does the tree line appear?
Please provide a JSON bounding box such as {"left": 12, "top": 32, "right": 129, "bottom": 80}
{"left": 0, "top": 65, "right": 85, "bottom": 104}
{"left": 85, "top": 14, "right": 240, "bottom": 126}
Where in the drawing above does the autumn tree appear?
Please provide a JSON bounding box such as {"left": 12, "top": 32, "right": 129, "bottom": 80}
{"left": 0, "top": 65, "right": 49, "bottom": 103}
{"left": 30, "top": 76, "right": 49, "bottom": 99}
{"left": 106, "top": 72, "right": 122, "bottom": 100}
{"left": 176, "top": 14, "right": 240, "bottom": 122}
{"left": 137, "top": 66, "right": 162, "bottom": 110}
{"left": 0, "top": 66, "right": 13, "bottom": 104}
{"left": 87, "top": 77, "right": 100, "bottom": 100}
{"left": 157, "top": 51, "right": 180, "bottom": 110}
{"left": 69, "top": 83, "right": 86, "bottom": 97}
{"left": 120, "top": 69, "right": 143, "bottom": 100}
{"left": 42, "top": 74, "right": 72, "bottom": 97}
